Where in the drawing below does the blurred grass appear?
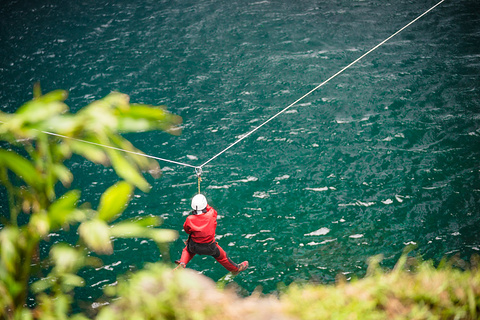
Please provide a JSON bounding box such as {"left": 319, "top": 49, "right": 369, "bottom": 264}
{"left": 97, "top": 254, "right": 480, "bottom": 320}
{"left": 281, "top": 255, "right": 480, "bottom": 320}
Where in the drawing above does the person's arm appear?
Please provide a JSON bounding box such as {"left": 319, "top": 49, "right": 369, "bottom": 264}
{"left": 183, "top": 218, "right": 192, "bottom": 234}
{"left": 210, "top": 206, "right": 218, "bottom": 220}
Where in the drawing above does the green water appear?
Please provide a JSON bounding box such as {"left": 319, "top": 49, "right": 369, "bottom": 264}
{"left": 1, "top": 0, "right": 480, "bottom": 301}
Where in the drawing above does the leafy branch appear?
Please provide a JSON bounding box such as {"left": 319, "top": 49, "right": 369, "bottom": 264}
{"left": 0, "top": 86, "right": 180, "bottom": 319}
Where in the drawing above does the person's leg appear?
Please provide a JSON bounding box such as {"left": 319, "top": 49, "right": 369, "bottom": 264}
{"left": 178, "top": 245, "right": 195, "bottom": 266}
{"left": 212, "top": 243, "right": 242, "bottom": 272}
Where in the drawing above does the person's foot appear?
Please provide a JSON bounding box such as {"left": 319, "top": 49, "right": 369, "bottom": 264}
{"left": 174, "top": 261, "right": 186, "bottom": 270}
{"left": 232, "top": 261, "right": 248, "bottom": 275}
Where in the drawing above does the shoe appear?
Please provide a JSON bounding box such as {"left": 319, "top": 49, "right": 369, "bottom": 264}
{"left": 232, "top": 261, "right": 248, "bottom": 275}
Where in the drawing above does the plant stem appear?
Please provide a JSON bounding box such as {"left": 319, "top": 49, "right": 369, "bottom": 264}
{"left": 0, "top": 167, "right": 18, "bottom": 226}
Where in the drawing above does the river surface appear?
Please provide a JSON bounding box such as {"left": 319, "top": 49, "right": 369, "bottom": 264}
{"left": 1, "top": 0, "right": 480, "bottom": 301}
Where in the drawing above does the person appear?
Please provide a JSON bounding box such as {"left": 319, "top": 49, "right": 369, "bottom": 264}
{"left": 175, "top": 194, "right": 248, "bottom": 274}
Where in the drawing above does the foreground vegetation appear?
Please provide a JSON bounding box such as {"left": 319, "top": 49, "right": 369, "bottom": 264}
{"left": 282, "top": 255, "right": 480, "bottom": 320}
{"left": 1, "top": 87, "right": 479, "bottom": 319}
{"left": 95, "top": 254, "right": 480, "bottom": 320}
{"left": 0, "top": 86, "right": 181, "bottom": 319}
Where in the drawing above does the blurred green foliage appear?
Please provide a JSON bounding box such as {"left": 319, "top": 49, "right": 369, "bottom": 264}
{"left": 90, "top": 254, "right": 480, "bottom": 320}
{"left": 0, "top": 86, "right": 180, "bottom": 319}
{"left": 281, "top": 254, "right": 480, "bottom": 320}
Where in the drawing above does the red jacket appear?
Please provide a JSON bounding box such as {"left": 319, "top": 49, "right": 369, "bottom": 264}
{"left": 183, "top": 205, "right": 217, "bottom": 243}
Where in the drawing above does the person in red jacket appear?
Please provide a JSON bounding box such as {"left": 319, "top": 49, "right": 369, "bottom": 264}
{"left": 175, "top": 194, "right": 248, "bottom": 274}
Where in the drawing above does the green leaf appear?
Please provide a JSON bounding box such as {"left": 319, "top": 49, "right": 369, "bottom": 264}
{"left": 0, "top": 150, "right": 40, "bottom": 188}
{"left": 109, "top": 216, "right": 162, "bottom": 238}
{"left": 116, "top": 104, "right": 182, "bottom": 134}
{"left": 148, "top": 229, "right": 178, "bottom": 244}
{"left": 78, "top": 92, "right": 129, "bottom": 132}
{"left": 108, "top": 133, "right": 155, "bottom": 172}
{"left": 50, "top": 243, "right": 83, "bottom": 274}
{"left": 28, "top": 213, "right": 50, "bottom": 238}
{"left": 16, "top": 95, "right": 68, "bottom": 124}
{"left": 96, "top": 307, "right": 117, "bottom": 320}
{"left": 69, "top": 140, "right": 109, "bottom": 165}
{"left": 120, "top": 215, "right": 163, "bottom": 228}
{"left": 70, "top": 314, "right": 91, "bottom": 320}
{"left": 31, "top": 277, "right": 56, "bottom": 293}
{"left": 0, "top": 110, "right": 13, "bottom": 123}
{"left": 36, "top": 89, "right": 68, "bottom": 104}
{"left": 48, "top": 190, "right": 81, "bottom": 230}
{"left": 53, "top": 164, "right": 73, "bottom": 187}
{"left": 97, "top": 181, "right": 133, "bottom": 222}
{"left": 52, "top": 294, "right": 69, "bottom": 316}
{"left": 40, "top": 114, "right": 79, "bottom": 135}
{"left": 78, "top": 220, "right": 112, "bottom": 255}
{"left": 85, "top": 256, "right": 103, "bottom": 269}
{"left": 109, "top": 223, "right": 146, "bottom": 239}
{"left": 117, "top": 118, "right": 152, "bottom": 132}
{"left": 61, "top": 274, "right": 85, "bottom": 289}
{"left": 0, "top": 227, "right": 20, "bottom": 273}
{"left": 109, "top": 216, "right": 165, "bottom": 239}
{"left": 109, "top": 224, "right": 177, "bottom": 244}
{"left": 102, "top": 92, "right": 130, "bottom": 111}
{"left": 108, "top": 150, "right": 150, "bottom": 192}
{"left": 121, "top": 104, "right": 169, "bottom": 120}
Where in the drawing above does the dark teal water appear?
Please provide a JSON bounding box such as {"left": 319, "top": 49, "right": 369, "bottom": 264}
{"left": 1, "top": 0, "right": 480, "bottom": 300}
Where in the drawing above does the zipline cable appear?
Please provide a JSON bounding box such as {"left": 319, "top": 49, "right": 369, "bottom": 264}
{"left": 41, "top": 131, "right": 198, "bottom": 168}
{"left": 0, "top": 120, "right": 196, "bottom": 169}
{"left": 198, "top": 0, "right": 446, "bottom": 169}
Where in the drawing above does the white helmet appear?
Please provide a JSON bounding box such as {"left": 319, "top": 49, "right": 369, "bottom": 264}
{"left": 191, "top": 194, "right": 208, "bottom": 212}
